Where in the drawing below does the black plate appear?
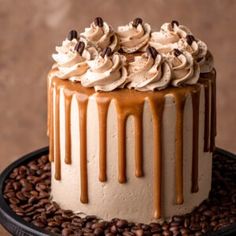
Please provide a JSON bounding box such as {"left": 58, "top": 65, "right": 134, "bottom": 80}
{"left": 0, "top": 147, "right": 236, "bottom": 236}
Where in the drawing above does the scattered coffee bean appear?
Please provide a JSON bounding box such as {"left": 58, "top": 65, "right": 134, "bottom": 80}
{"left": 3, "top": 152, "right": 236, "bottom": 236}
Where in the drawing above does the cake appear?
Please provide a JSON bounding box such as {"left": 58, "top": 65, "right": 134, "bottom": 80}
{"left": 47, "top": 18, "right": 216, "bottom": 223}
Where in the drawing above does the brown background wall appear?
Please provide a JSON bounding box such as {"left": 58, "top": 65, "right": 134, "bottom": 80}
{"left": 0, "top": 0, "right": 235, "bottom": 234}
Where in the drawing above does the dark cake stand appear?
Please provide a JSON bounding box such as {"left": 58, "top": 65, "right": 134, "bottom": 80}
{"left": 0, "top": 147, "right": 236, "bottom": 236}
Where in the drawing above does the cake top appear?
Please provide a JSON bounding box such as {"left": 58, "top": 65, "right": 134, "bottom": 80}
{"left": 51, "top": 17, "right": 214, "bottom": 92}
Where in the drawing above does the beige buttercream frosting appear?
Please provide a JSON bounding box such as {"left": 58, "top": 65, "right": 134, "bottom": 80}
{"left": 51, "top": 18, "right": 214, "bottom": 90}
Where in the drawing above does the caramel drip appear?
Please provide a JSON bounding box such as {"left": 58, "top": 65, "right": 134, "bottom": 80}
{"left": 191, "top": 86, "right": 201, "bottom": 193}
{"left": 77, "top": 95, "right": 89, "bottom": 203}
{"left": 111, "top": 96, "right": 145, "bottom": 183}
{"left": 210, "top": 75, "right": 217, "bottom": 151}
{"left": 96, "top": 98, "right": 111, "bottom": 182}
{"left": 134, "top": 113, "right": 144, "bottom": 177}
{"left": 48, "top": 83, "right": 54, "bottom": 162}
{"left": 54, "top": 87, "right": 61, "bottom": 180}
{"left": 175, "top": 93, "right": 186, "bottom": 204}
{"left": 64, "top": 91, "right": 72, "bottom": 164}
{"left": 117, "top": 112, "right": 127, "bottom": 183}
{"left": 149, "top": 96, "right": 165, "bottom": 219}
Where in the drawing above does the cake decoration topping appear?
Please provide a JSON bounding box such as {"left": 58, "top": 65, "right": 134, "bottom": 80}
{"left": 94, "top": 17, "right": 104, "bottom": 27}
{"left": 173, "top": 48, "right": 182, "bottom": 57}
{"left": 117, "top": 19, "right": 151, "bottom": 53}
{"left": 101, "top": 47, "right": 112, "bottom": 58}
{"left": 147, "top": 45, "right": 159, "bottom": 59}
{"left": 74, "top": 41, "right": 85, "bottom": 55}
{"left": 186, "top": 35, "right": 196, "bottom": 45}
{"left": 67, "top": 30, "right": 78, "bottom": 41}
{"left": 171, "top": 20, "right": 179, "bottom": 28}
{"left": 127, "top": 49, "right": 171, "bottom": 91}
{"left": 51, "top": 19, "right": 214, "bottom": 90}
{"left": 132, "top": 17, "right": 143, "bottom": 28}
{"left": 81, "top": 18, "right": 119, "bottom": 52}
{"left": 81, "top": 53, "right": 127, "bottom": 91}
{"left": 166, "top": 50, "right": 200, "bottom": 87}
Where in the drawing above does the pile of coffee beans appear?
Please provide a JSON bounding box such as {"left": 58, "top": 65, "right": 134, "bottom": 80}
{"left": 3, "top": 152, "right": 236, "bottom": 236}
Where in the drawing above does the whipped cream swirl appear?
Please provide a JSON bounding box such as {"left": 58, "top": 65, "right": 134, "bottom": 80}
{"left": 127, "top": 47, "right": 171, "bottom": 91}
{"left": 177, "top": 35, "right": 212, "bottom": 72}
{"left": 52, "top": 37, "right": 97, "bottom": 81}
{"left": 81, "top": 50, "right": 127, "bottom": 92}
{"left": 117, "top": 18, "right": 151, "bottom": 53}
{"left": 166, "top": 49, "right": 200, "bottom": 87}
{"left": 81, "top": 17, "right": 119, "bottom": 52}
{"left": 149, "top": 21, "right": 191, "bottom": 53}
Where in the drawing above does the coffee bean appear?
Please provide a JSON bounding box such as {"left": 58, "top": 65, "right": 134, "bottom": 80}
{"left": 94, "top": 227, "right": 104, "bottom": 235}
{"left": 132, "top": 18, "right": 143, "bottom": 28}
{"left": 171, "top": 20, "right": 179, "bottom": 28}
{"left": 147, "top": 46, "right": 158, "bottom": 60}
{"left": 173, "top": 48, "right": 182, "bottom": 57}
{"left": 94, "top": 17, "right": 104, "bottom": 27}
{"left": 101, "top": 47, "right": 112, "bottom": 58}
{"left": 116, "top": 220, "right": 128, "bottom": 228}
{"left": 186, "top": 35, "right": 195, "bottom": 45}
{"left": 67, "top": 30, "right": 78, "bottom": 41}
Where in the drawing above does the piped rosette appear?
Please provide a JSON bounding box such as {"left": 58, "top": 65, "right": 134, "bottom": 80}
{"left": 81, "top": 47, "right": 127, "bottom": 92}
{"left": 127, "top": 46, "right": 171, "bottom": 91}
{"left": 81, "top": 17, "right": 119, "bottom": 52}
{"left": 166, "top": 48, "right": 200, "bottom": 87}
{"left": 177, "top": 35, "right": 213, "bottom": 73}
{"left": 117, "top": 18, "right": 151, "bottom": 53}
{"left": 149, "top": 21, "right": 191, "bottom": 53}
{"left": 51, "top": 30, "right": 99, "bottom": 81}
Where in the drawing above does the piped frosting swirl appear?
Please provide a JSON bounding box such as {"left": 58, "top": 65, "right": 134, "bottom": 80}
{"left": 51, "top": 18, "right": 214, "bottom": 91}
{"left": 117, "top": 18, "right": 151, "bottom": 53}
{"left": 81, "top": 48, "right": 127, "bottom": 91}
{"left": 81, "top": 17, "right": 119, "bottom": 52}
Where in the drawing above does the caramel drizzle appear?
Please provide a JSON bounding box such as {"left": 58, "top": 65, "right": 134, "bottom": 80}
{"left": 48, "top": 70, "right": 216, "bottom": 219}
{"left": 96, "top": 98, "right": 110, "bottom": 182}
{"left": 64, "top": 91, "right": 72, "bottom": 164}
{"left": 77, "top": 95, "right": 89, "bottom": 203}
{"left": 149, "top": 96, "right": 164, "bottom": 219}
{"left": 191, "top": 86, "right": 201, "bottom": 193}
{"left": 48, "top": 82, "right": 54, "bottom": 162}
{"left": 54, "top": 86, "right": 61, "bottom": 180}
{"left": 175, "top": 93, "right": 186, "bottom": 204}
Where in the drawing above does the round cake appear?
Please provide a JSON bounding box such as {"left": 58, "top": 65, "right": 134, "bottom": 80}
{"left": 47, "top": 17, "right": 216, "bottom": 223}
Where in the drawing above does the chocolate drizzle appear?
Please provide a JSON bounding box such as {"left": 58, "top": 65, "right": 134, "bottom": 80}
{"left": 48, "top": 69, "right": 216, "bottom": 219}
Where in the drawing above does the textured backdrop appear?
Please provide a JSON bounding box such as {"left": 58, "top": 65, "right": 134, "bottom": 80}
{"left": 0, "top": 0, "right": 235, "bottom": 234}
